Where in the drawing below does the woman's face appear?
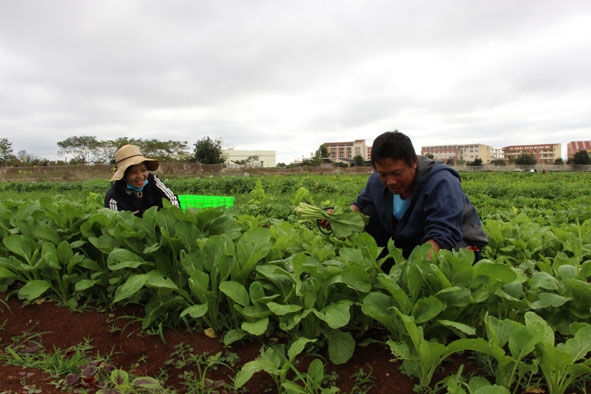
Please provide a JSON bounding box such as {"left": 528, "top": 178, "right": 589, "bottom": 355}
{"left": 124, "top": 163, "right": 149, "bottom": 188}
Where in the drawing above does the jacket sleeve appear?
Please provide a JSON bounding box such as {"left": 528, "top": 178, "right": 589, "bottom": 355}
{"left": 353, "top": 172, "right": 381, "bottom": 209}
{"left": 104, "top": 186, "right": 119, "bottom": 210}
{"left": 420, "top": 172, "right": 465, "bottom": 250}
{"left": 353, "top": 172, "right": 395, "bottom": 235}
{"left": 153, "top": 176, "right": 180, "bottom": 208}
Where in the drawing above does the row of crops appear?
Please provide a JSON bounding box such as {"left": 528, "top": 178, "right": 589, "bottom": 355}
{"left": 1, "top": 171, "right": 591, "bottom": 393}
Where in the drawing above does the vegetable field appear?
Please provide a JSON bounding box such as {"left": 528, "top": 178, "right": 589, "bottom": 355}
{"left": 1, "top": 171, "right": 591, "bottom": 393}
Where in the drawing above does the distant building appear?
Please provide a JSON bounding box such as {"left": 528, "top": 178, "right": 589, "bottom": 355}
{"left": 223, "top": 149, "right": 276, "bottom": 168}
{"left": 491, "top": 148, "right": 505, "bottom": 161}
{"left": 323, "top": 139, "right": 370, "bottom": 162}
{"left": 502, "top": 143, "right": 561, "bottom": 164}
{"left": 567, "top": 141, "right": 591, "bottom": 160}
{"left": 420, "top": 144, "right": 494, "bottom": 164}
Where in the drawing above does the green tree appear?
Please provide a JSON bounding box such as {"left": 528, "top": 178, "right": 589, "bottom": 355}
{"left": 57, "top": 136, "right": 101, "bottom": 164}
{"left": 572, "top": 150, "right": 591, "bottom": 165}
{"left": 246, "top": 155, "right": 260, "bottom": 167}
{"left": 514, "top": 153, "right": 537, "bottom": 165}
{"left": 193, "top": 137, "right": 225, "bottom": 164}
{"left": 352, "top": 154, "right": 365, "bottom": 166}
{"left": 306, "top": 144, "right": 330, "bottom": 167}
{"left": 0, "top": 138, "right": 14, "bottom": 166}
{"left": 319, "top": 144, "right": 329, "bottom": 159}
{"left": 490, "top": 159, "right": 507, "bottom": 166}
{"left": 140, "top": 139, "right": 189, "bottom": 162}
{"left": 467, "top": 158, "right": 483, "bottom": 166}
{"left": 96, "top": 138, "right": 131, "bottom": 164}
{"left": 231, "top": 155, "right": 260, "bottom": 167}
{"left": 96, "top": 138, "right": 190, "bottom": 164}
{"left": 301, "top": 157, "right": 315, "bottom": 166}
{"left": 16, "top": 150, "right": 31, "bottom": 164}
{"left": 554, "top": 157, "right": 564, "bottom": 165}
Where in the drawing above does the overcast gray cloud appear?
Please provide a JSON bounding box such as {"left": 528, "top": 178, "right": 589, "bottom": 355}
{"left": 1, "top": 0, "right": 590, "bottom": 163}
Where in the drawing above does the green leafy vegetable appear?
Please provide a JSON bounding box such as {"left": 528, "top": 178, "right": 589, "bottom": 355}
{"left": 294, "top": 202, "right": 368, "bottom": 238}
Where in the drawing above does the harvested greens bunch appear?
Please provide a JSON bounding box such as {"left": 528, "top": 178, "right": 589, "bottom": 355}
{"left": 294, "top": 202, "right": 368, "bottom": 238}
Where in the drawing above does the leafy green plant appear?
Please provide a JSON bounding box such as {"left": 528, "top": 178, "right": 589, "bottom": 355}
{"left": 178, "top": 225, "right": 273, "bottom": 333}
{"left": 234, "top": 337, "right": 339, "bottom": 394}
{"left": 244, "top": 252, "right": 363, "bottom": 365}
{"left": 362, "top": 244, "right": 517, "bottom": 344}
{"left": 294, "top": 202, "right": 368, "bottom": 239}
{"left": 97, "top": 369, "right": 164, "bottom": 393}
{"left": 14, "top": 371, "right": 43, "bottom": 394}
{"left": 0, "top": 328, "right": 169, "bottom": 393}
{"left": 535, "top": 323, "right": 591, "bottom": 394}
{"left": 179, "top": 352, "right": 238, "bottom": 393}
{"left": 347, "top": 367, "right": 376, "bottom": 394}
{"left": 443, "top": 369, "right": 511, "bottom": 394}
{"left": 162, "top": 343, "right": 240, "bottom": 393}
{"left": 386, "top": 308, "right": 492, "bottom": 391}
{"left": 3, "top": 172, "right": 591, "bottom": 392}
{"left": 482, "top": 312, "right": 550, "bottom": 393}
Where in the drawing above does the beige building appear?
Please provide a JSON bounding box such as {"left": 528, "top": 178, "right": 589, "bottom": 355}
{"left": 420, "top": 144, "right": 494, "bottom": 164}
{"left": 323, "top": 139, "right": 370, "bottom": 162}
{"left": 502, "top": 143, "right": 561, "bottom": 164}
{"left": 223, "top": 149, "right": 276, "bottom": 168}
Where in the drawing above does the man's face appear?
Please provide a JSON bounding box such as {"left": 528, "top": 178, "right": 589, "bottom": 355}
{"left": 124, "top": 163, "right": 149, "bottom": 188}
{"left": 374, "top": 158, "right": 417, "bottom": 198}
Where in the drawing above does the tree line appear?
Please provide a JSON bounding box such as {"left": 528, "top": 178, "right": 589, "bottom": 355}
{"left": 2, "top": 136, "right": 590, "bottom": 168}
{"left": 426, "top": 152, "right": 590, "bottom": 166}
{"left": 0, "top": 136, "right": 226, "bottom": 167}
{"left": 498, "top": 152, "right": 590, "bottom": 166}
{"left": 0, "top": 137, "right": 368, "bottom": 168}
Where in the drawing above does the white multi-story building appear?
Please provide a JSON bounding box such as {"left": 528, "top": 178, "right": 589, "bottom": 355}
{"left": 420, "top": 144, "right": 494, "bottom": 164}
{"left": 223, "top": 149, "right": 276, "bottom": 168}
{"left": 491, "top": 148, "right": 505, "bottom": 161}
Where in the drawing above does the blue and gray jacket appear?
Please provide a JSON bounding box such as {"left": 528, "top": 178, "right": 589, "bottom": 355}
{"left": 353, "top": 156, "right": 488, "bottom": 257}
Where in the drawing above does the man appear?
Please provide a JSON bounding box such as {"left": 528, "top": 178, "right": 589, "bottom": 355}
{"left": 335, "top": 131, "right": 488, "bottom": 266}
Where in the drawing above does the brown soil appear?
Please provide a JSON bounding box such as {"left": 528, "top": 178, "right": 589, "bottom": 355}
{"left": 5, "top": 293, "right": 587, "bottom": 394}
{"left": 0, "top": 294, "right": 438, "bottom": 393}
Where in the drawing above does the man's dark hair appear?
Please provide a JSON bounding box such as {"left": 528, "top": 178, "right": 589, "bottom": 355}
{"left": 370, "top": 131, "right": 417, "bottom": 167}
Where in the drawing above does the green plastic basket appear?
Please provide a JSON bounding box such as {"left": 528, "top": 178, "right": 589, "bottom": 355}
{"left": 178, "top": 195, "right": 235, "bottom": 210}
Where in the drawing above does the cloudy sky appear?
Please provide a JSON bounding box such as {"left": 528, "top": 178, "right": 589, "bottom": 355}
{"left": 1, "top": 0, "right": 590, "bottom": 164}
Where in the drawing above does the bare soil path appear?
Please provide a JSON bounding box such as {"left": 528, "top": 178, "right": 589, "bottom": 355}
{"left": 0, "top": 293, "right": 420, "bottom": 393}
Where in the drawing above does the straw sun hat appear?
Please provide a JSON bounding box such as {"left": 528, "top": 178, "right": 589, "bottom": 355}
{"left": 110, "top": 144, "right": 159, "bottom": 182}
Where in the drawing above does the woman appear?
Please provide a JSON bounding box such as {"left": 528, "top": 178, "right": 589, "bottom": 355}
{"left": 104, "top": 144, "right": 179, "bottom": 216}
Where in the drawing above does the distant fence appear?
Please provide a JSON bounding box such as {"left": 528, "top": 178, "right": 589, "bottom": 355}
{"left": 0, "top": 162, "right": 589, "bottom": 182}
{"left": 0, "top": 162, "right": 374, "bottom": 182}
{"left": 453, "top": 164, "right": 591, "bottom": 172}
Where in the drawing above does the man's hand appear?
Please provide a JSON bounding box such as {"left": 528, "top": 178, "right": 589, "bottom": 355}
{"left": 317, "top": 205, "right": 360, "bottom": 230}
{"left": 317, "top": 208, "right": 333, "bottom": 231}
{"left": 425, "top": 239, "right": 441, "bottom": 259}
